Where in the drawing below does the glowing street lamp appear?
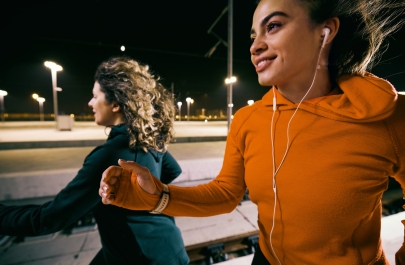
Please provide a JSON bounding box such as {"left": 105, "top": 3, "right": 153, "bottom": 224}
{"left": 224, "top": 76, "right": 237, "bottom": 131}
{"left": 186, "top": 97, "right": 194, "bottom": 121}
{"left": 44, "top": 61, "right": 63, "bottom": 126}
{"left": 0, "top": 90, "right": 8, "bottom": 122}
{"left": 399, "top": 91, "right": 405, "bottom": 95}
{"left": 37, "top": 97, "right": 45, "bottom": 121}
{"left": 177, "top": 101, "right": 182, "bottom": 121}
{"left": 247, "top": 100, "right": 254, "bottom": 106}
{"left": 33, "top": 93, "right": 45, "bottom": 121}
{"left": 225, "top": 76, "right": 237, "bottom": 84}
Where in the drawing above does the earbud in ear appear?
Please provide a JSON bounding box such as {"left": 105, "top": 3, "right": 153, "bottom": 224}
{"left": 321, "top": 28, "right": 330, "bottom": 48}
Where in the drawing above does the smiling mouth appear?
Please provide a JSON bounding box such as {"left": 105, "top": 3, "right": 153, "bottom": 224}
{"left": 256, "top": 56, "right": 277, "bottom": 68}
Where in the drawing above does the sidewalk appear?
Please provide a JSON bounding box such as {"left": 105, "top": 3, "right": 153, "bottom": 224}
{"left": 0, "top": 121, "right": 228, "bottom": 149}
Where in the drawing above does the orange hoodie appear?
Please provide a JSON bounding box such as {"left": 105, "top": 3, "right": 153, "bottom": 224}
{"left": 112, "top": 73, "right": 405, "bottom": 265}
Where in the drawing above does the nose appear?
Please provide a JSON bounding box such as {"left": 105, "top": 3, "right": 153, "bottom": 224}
{"left": 250, "top": 37, "right": 267, "bottom": 56}
{"left": 88, "top": 98, "right": 93, "bottom": 107}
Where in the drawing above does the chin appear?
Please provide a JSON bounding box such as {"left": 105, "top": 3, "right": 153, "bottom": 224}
{"left": 258, "top": 76, "right": 274, "bottom": 87}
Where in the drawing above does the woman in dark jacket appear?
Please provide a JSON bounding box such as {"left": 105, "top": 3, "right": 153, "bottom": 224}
{"left": 0, "top": 56, "right": 189, "bottom": 265}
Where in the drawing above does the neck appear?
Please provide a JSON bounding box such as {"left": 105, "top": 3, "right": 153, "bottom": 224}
{"left": 276, "top": 68, "right": 332, "bottom": 103}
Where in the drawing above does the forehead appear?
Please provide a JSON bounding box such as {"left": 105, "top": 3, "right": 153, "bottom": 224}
{"left": 92, "top": 81, "right": 102, "bottom": 93}
{"left": 252, "top": 0, "right": 308, "bottom": 29}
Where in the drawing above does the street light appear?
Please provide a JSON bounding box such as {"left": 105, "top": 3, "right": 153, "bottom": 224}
{"left": 33, "top": 93, "right": 45, "bottom": 121}
{"left": 177, "top": 102, "right": 182, "bottom": 121}
{"left": 224, "top": 76, "right": 236, "bottom": 130}
{"left": 399, "top": 91, "right": 405, "bottom": 95}
{"left": 225, "top": 76, "right": 237, "bottom": 84}
{"left": 0, "top": 90, "right": 8, "bottom": 122}
{"left": 247, "top": 100, "right": 254, "bottom": 106}
{"left": 44, "top": 61, "right": 63, "bottom": 126}
{"left": 186, "top": 97, "right": 194, "bottom": 121}
{"left": 37, "top": 97, "right": 45, "bottom": 121}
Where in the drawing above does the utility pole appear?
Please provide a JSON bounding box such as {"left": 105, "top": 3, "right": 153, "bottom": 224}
{"left": 227, "top": 0, "right": 233, "bottom": 132}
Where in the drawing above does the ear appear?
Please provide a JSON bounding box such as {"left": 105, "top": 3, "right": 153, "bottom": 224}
{"left": 322, "top": 17, "right": 340, "bottom": 46}
{"left": 112, "top": 104, "right": 121, "bottom": 113}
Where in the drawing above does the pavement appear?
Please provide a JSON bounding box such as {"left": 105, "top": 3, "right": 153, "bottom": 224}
{"left": 0, "top": 121, "right": 404, "bottom": 265}
{"left": 0, "top": 121, "right": 228, "bottom": 201}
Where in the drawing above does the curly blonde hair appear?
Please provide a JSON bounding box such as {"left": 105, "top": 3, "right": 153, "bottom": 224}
{"left": 94, "top": 56, "right": 175, "bottom": 152}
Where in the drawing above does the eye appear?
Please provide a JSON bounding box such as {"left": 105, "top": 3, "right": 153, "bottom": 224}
{"left": 266, "top": 22, "right": 281, "bottom": 32}
{"left": 250, "top": 36, "right": 256, "bottom": 43}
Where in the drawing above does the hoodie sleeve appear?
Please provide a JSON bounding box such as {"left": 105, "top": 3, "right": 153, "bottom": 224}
{"left": 112, "top": 114, "right": 247, "bottom": 216}
{"left": 0, "top": 145, "right": 112, "bottom": 236}
{"left": 387, "top": 95, "right": 405, "bottom": 263}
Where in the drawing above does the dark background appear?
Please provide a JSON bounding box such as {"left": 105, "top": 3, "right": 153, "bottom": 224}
{"left": 0, "top": 0, "right": 404, "bottom": 116}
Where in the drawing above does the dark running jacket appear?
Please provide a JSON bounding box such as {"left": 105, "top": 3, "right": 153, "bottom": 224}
{"left": 0, "top": 124, "right": 189, "bottom": 265}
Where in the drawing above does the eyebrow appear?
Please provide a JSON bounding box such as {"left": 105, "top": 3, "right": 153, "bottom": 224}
{"left": 250, "top": 11, "right": 289, "bottom": 35}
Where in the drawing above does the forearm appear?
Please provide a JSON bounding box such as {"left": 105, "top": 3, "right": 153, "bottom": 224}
{"left": 0, "top": 203, "right": 59, "bottom": 236}
{"left": 113, "top": 171, "right": 246, "bottom": 217}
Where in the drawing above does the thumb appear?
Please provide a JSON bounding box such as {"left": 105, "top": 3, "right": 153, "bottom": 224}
{"left": 118, "top": 159, "right": 151, "bottom": 179}
{"left": 118, "top": 159, "right": 158, "bottom": 195}
{"left": 102, "top": 165, "right": 122, "bottom": 185}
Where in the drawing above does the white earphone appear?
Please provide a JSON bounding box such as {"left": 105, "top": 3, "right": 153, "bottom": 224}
{"left": 321, "top": 27, "right": 330, "bottom": 48}
{"left": 269, "top": 27, "right": 330, "bottom": 265}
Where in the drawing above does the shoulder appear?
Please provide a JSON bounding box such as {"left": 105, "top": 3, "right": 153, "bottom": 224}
{"left": 85, "top": 134, "right": 130, "bottom": 164}
{"left": 230, "top": 101, "right": 262, "bottom": 136}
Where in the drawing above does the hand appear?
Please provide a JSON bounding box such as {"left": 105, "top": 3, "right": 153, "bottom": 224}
{"left": 99, "top": 159, "right": 160, "bottom": 205}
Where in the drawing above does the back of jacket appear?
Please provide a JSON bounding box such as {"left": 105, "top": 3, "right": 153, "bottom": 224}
{"left": 0, "top": 124, "right": 188, "bottom": 265}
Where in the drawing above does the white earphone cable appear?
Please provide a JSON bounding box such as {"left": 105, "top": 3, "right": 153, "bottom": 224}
{"left": 268, "top": 33, "right": 326, "bottom": 265}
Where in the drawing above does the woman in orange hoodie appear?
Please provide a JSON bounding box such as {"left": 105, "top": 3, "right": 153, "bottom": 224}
{"left": 99, "top": 0, "right": 405, "bottom": 264}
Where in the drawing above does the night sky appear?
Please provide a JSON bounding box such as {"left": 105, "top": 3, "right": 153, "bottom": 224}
{"left": 1, "top": 0, "right": 404, "bottom": 116}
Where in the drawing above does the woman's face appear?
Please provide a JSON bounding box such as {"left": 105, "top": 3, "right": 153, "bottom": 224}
{"left": 88, "top": 82, "right": 122, "bottom": 126}
{"left": 250, "top": 0, "right": 322, "bottom": 88}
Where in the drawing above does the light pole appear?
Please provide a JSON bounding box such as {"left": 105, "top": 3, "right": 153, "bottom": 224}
{"left": 177, "top": 102, "right": 182, "bottom": 121}
{"left": 204, "top": 0, "right": 233, "bottom": 130}
{"left": 32, "top": 93, "right": 45, "bottom": 121}
{"left": 186, "top": 97, "right": 193, "bottom": 121}
{"left": 44, "top": 61, "right": 63, "bottom": 126}
{"left": 227, "top": 0, "right": 233, "bottom": 132}
{"left": 0, "top": 90, "right": 8, "bottom": 122}
{"left": 225, "top": 76, "right": 236, "bottom": 129}
{"left": 37, "top": 97, "right": 45, "bottom": 121}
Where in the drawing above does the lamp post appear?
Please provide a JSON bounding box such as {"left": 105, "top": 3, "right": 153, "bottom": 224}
{"left": 227, "top": 0, "right": 233, "bottom": 132}
{"left": 37, "top": 97, "right": 45, "bottom": 121}
{"left": 32, "top": 93, "right": 45, "bottom": 121}
{"left": 177, "top": 102, "right": 182, "bottom": 121}
{"left": 0, "top": 90, "right": 7, "bottom": 122}
{"left": 225, "top": 76, "right": 236, "bottom": 129}
{"left": 44, "top": 61, "right": 63, "bottom": 126}
{"left": 186, "top": 97, "right": 193, "bottom": 121}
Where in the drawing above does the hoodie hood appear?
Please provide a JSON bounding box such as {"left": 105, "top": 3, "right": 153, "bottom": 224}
{"left": 262, "top": 73, "right": 398, "bottom": 123}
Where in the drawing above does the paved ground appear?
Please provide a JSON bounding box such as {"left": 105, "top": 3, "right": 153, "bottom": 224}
{"left": 0, "top": 121, "right": 228, "bottom": 149}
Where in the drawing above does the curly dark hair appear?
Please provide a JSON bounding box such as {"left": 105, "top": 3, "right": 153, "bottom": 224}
{"left": 94, "top": 56, "right": 175, "bottom": 153}
{"left": 257, "top": 0, "right": 405, "bottom": 82}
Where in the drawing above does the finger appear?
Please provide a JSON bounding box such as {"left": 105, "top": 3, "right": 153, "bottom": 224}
{"left": 102, "top": 166, "right": 122, "bottom": 184}
{"left": 101, "top": 194, "right": 114, "bottom": 204}
{"left": 118, "top": 159, "right": 150, "bottom": 178}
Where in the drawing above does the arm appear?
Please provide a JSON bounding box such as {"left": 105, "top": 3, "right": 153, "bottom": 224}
{"left": 0, "top": 146, "right": 111, "bottom": 236}
{"left": 100, "top": 120, "right": 247, "bottom": 217}
{"left": 160, "top": 151, "right": 182, "bottom": 184}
